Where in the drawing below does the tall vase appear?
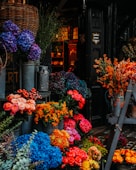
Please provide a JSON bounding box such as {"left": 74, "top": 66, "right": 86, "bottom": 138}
{"left": 37, "top": 65, "right": 49, "bottom": 92}
{"left": 0, "top": 68, "right": 6, "bottom": 99}
{"left": 21, "top": 115, "right": 33, "bottom": 135}
{"left": 22, "top": 61, "right": 35, "bottom": 90}
{"left": 43, "top": 123, "right": 58, "bottom": 135}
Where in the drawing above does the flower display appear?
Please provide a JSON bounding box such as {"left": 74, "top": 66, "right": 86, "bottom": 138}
{"left": 93, "top": 54, "right": 136, "bottom": 97}
{"left": 64, "top": 113, "right": 92, "bottom": 138}
{"left": 49, "top": 71, "right": 91, "bottom": 99}
{"left": 112, "top": 149, "right": 136, "bottom": 164}
{"left": 65, "top": 127, "right": 81, "bottom": 145}
{"left": 17, "top": 30, "right": 35, "bottom": 52}
{"left": 81, "top": 138, "right": 108, "bottom": 157}
{"left": 64, "top": 118, "right": 76, "bottom": 129}
{"left": 3, "top": 20, "right": 20, "bottom": 37}
{"left": 13, "top": 132, "right": 62, "bottom": 169}
{"left": 80, "top": 159, "right": 100, "bottom": 170}
{"left": 67, "top": 90, "right": 86, "bottom": 110}
{"left": 73, "top": 113, "right": 84, "bottom": 122}
{"left": 88, "top": 146, "right": 102, "bottom": 161}
{"left": 34, "top": 101, "right": 73, "bottom": 127}
{"left": 89, "top": 136, "right": 104, "bottom": 147}
{"left": 0, "top": 32, "right": 17, "bottom": 52}
{"left": 79, "top": 118, "right": 92, "bottom": 133}
{"left": 62, "top": 146, "right": 88, "bottom": 168}
{"left": 0, "top": 20, "right": 41, "bottom": 62}
{"left": 27, "top": 43, "right": 41, "bottom": 61}
{"left": 50, "top": 129, "right": 70, "bottom": 150}
{"left": 17, "top": 88, "right": 42, "bottom": 101}
{"left": 3, "top": 88, "right": 41, "bottom": 116}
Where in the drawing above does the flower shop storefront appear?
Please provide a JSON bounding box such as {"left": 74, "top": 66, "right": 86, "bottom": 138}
{"left": 1, "top": 0, "right": 136, "bottom": 170}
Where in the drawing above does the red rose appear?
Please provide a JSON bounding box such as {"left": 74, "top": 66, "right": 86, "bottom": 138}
{"left": 3, "top": 102, "right": 12, "bottom": 111}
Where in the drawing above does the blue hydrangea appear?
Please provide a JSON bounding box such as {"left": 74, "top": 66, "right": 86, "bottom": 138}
{"left": 17, "top": 30, "right": 35, "bottom": 52}
{"left": 27, "top": 43, "right": 41, "bottom": 61}
{"left": 3, "top": 20, "right": 20, "bottom": 37}
{"left": 13, "top": 132, "right": 62, "bottom": 170}
{"left": 0, "top": 32, "right": 17, "bottom": 53}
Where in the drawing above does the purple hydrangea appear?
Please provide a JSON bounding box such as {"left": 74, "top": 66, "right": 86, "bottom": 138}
{"left": 0, "top": 32, "right": 17, "bottom": 53}
{"left": 3, "top": 20, "right": 20, "bottom": 37}
{"left": 17, "top": 30, "right": 35, "bottom": 52}
{"left": 27, "top": 43, "right": 41, "bottom": 61}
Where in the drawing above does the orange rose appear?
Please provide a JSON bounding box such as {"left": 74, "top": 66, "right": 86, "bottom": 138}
{"left": 3, "top": 102, "right": 13, "bottom": 111}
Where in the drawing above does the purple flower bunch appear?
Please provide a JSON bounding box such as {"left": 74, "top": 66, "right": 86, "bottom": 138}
{"left": 17, "top": 30, "right": 35, "bottom": 52}
{"left": 0, "top": 20, "right": 41, "bottom": 61}
{"left": 0, "top": 32, "right": 17, "bottom": 52}
{"left": 27, "top": 43, "right": 41, "bottom": 61}
{"left": 3, "top": 20, "right": 20, "bottom": 37}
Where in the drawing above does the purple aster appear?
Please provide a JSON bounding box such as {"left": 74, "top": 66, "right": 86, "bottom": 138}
{"left": 3, "top": 20, "right": 20, "bottom": 37}
{"left": 0, "top": 32, "right": 17, "bottom": 53}
{"left": 27, "top": 43, "right": 41, "bottom": 61}
{"left": 17, "top": 30, "right": 35, "bottom": 52}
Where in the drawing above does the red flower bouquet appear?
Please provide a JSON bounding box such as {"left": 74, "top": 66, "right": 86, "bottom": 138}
{"left": 62, "top": 146, "right": 88, "bottom": 168}
{"left": 67, "top": 90, "right": 85, "bottom": 110}
{"left": 61, "top": 90, "right": 86, "bottom": 114}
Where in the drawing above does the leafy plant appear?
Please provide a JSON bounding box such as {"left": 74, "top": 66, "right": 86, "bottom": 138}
{"left": 0, "top": 111, "right": 22, "bottom": 138}
{"left": 36, "top": 6, "right": 62, "bottom": 63}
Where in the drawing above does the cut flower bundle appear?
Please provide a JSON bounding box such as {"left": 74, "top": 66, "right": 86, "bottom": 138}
{"left": 94, "top": 54, "right": 136, "bottom": 97}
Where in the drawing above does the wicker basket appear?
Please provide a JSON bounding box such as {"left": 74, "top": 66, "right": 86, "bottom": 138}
{"left": 0, "top": 0, "right": 39, "bottom": 37}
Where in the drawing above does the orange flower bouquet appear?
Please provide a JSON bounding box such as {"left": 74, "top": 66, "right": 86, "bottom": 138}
{"left": 113, "top": 149, "right": 136, "bottom": 164}
{"left": 50, "top": 129, "right": 70, "bottom": 150}
{"left": 93, "top": 54, "right": 136, "bottom": 97}
{"left": 34, "top": 101, "right": 73, "bottom": 127}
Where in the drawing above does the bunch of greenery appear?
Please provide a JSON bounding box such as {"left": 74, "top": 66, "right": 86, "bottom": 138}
{"left": 0, "top": 111, "right": 22, "bottom": 138}
{"left": 36, "top": 6, "right": 62, "bottom": 63}
{"left": 0, "top": 131, "right": 39, "bottom": 170}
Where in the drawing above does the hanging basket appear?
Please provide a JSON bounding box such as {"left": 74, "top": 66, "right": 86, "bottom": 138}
{"left": 0, "top": 0, "right": 39, "bottom": 37}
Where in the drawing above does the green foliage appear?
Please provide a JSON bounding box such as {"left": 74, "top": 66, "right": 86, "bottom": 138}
{"left": 12, "top": 130, "right": 38, "bottom": 170}
{"left": 0, "top": 131, "right": 38, "bottom": 170}
{"left": 0, "top": 111, "right": 22, "bottom": 138}
{"left": 81, "top": 138, "right": 108, "bottom": 157}
{"left": 36, "top": 7, "right": 62, "bottom": 61}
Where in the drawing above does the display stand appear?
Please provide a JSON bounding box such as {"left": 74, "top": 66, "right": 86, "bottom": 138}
{"left": 105, "top": 81, "right": 136, "bottom": 170}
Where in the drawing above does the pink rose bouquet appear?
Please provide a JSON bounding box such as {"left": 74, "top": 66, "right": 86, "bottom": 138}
{"left": 3, "top": 88, "right": 41, "bottom": 118}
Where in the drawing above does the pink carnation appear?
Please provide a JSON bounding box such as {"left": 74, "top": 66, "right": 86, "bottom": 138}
{"left": 64, "top": 118, "right": 76, "bottom": 129}
{"left": 79, "top": 118, "right": 92, "bottom": 133}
